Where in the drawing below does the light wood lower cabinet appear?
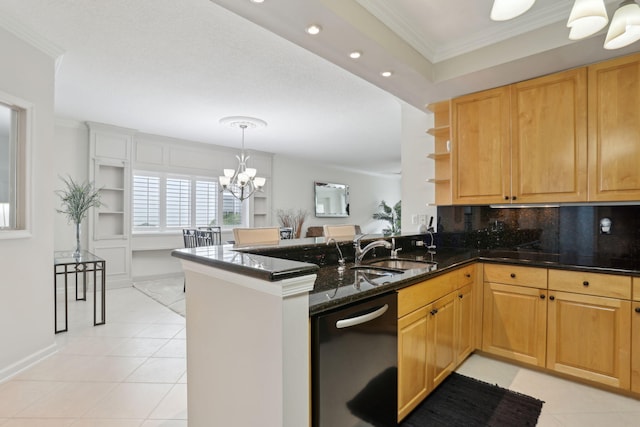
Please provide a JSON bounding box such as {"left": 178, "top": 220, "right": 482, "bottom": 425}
{"left": 429, "top": 291, "right": 457, "bottom": 390}
{"left": 482, "top": 282, "right": 547, "bottom": 367}
{"left": 632, "top": 301, "right": 640, "bottom": 394}
{"left": 397, "top": 265, "right": 477, "bottom": 422}
{"left": 482, "top": 264, "right": 548, "bottom": 367}
{"left": 398, "top": 306, "right": 428, "bottom": 420}
{"left": 547, "top": 290, "right": 631, "bottom": 389}
{"left": 456, "top": 283, "right": 475, "bottom": 364}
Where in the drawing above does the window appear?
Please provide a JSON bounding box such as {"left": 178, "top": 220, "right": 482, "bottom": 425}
{"left": 0, "top": 93, "right": 30, "bottom": 236}
{"left": 166, "top": 178, "right": 191, "bottom": 227}
{"left": 132, "top": 172, "right": 247, "bottom": 232}
{"left": 132, "top": 175, "right": 160, "bottom": 228}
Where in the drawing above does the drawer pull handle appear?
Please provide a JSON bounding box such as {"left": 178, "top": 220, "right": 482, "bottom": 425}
{"left": 430, "top": 309, "right": 438, "bottom": 316}
{"left": 583, "top": 281, "right": 589, "bottom": 287}
{"left": 459, "top": 294, "right": 464, "bottom": 299}
{"left": 504, "top": 196, "right": 509, "bottom": 200}
{"left": 549, "top": 295, "right": 555, "bottom": 301}
{"left": 465, "top": 274, "right": 471, "bottom": 278}
{"left": 635, "top": 307, "right": 640, "bottom": 313}
{"left": 540, "top": 294, "right": 545, "bottom": 299}
{"left": 510, "top": 273, "right": 516, "bottom": 278}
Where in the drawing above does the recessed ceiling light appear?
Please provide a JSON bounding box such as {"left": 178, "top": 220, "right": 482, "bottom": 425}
{"left": 306, "top": 24, "right": 322, "bottom": 35}
{"left": 349, "top": 51, "right": 362, "bottom": 59}
{"left": 250, "top": 0, "right": 265, "bottom": 3}
{"left": 381, "top": 71, "right": 393, "bottom": 77}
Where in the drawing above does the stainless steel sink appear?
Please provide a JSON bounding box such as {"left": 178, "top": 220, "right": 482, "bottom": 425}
{"left": 349, "top": 265, "right": 404, "bottom": 276}
{"left": 365, "top": 258, "right": 437, "bottom": 271}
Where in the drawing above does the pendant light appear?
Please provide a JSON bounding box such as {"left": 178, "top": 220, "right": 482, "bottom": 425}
{"left": 604, "top": 0, "right": 640, "bottom": 49}
{"left": 567, "top": 0, "right": 609, "bottom": 40}
{"left": 218, "top": 116, "right": 267, "bottom": 202}
{"left": 490, "top": 0, "right": 536, "bottom": 21}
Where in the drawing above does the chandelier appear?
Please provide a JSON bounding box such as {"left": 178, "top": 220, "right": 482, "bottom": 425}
{"left": 490, "top": 0, "right": 640, "bottom": 50}
{"left": 218, "top": 116, "right": 267, "bottom": 202}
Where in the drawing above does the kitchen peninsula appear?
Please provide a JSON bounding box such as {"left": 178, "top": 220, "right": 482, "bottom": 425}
{"left": 173, "top": 234, "right": 640, "bottom": 427}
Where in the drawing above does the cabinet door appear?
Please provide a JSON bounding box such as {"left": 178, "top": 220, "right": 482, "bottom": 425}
{"left": 547, "top": 291, "right": 631, "bottom": 389}
{"left": 428, "top": 292, "right": 457, "bottom": 390}
{"left": 398, "top": 307, "right": 428, "bottom": 421}
{"left": 511, "top": 68, "right": 587, "bottom": 203}
{"left": 588, "top": 53, "right": 640, "bottom": 201}
{"left": 452, "top": 86, "right": 511, "bottom": 204}
{"left": 482, "top": 282, "right": 547, "bottom": 367}
{"left": 632, "top": 302, "right": 640, "bottom": 394}
{"left": 456, "top": 284, "right": 474, "bottom": 364}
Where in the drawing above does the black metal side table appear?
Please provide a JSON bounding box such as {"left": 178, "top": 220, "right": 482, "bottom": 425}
{"left": 54, "top": 250, "right": 106, "bottom": 333}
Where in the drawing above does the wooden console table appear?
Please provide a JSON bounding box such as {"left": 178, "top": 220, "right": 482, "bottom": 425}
{"left": 54, "top": 250, "right": 106, "bottom": 333}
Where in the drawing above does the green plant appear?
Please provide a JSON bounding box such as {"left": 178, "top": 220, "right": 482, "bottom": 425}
{"left": 56, "top": 176, "right": 103, "bottom": 224}
{"left": 372, "top": 200, "right": 401, "bottom": 233}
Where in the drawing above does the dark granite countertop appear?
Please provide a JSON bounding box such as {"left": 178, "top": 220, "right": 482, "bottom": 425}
{"left": 172, "top": 245, "right": 319, "bottom": 281}
{"left": 172, "top": 236, "right": 640, "bottom": 317}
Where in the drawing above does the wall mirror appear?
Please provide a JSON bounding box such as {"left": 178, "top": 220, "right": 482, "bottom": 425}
{"left": 314, "top": 182, "right": 349, "bottom": 217}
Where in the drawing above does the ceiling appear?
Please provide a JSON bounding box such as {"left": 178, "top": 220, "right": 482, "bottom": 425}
{"left": 1, "top": 0, "right": 639, "bottom": 175}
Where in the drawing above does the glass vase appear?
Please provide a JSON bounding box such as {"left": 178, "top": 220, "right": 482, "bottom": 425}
{"left": 73, "top": 222, "right": 81, "bottom": 258}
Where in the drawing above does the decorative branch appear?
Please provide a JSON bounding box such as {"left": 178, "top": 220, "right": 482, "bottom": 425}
{"left": 56, "top": 175, "right": 103, "bottom": 224}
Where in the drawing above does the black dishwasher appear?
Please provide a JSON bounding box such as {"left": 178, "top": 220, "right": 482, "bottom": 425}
{"left": 311, "top": 292, "right": 398, "bottom": 427}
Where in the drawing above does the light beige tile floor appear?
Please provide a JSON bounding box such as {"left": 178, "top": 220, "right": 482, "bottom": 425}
{"left": 2, "top": 278, "right": 640, "bottom": 426}
{"left": 0, "top": 285, "right": 187, "bottom": 427}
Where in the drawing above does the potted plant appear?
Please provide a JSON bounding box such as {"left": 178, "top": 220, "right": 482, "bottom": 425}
{"left": 372, "top": 200, "right": 401, "bottom": 235}
{"left": 56, "top": 176, "right": 103, "bottom": 257}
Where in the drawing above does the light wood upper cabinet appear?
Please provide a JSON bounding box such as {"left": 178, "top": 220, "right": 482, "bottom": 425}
{"left": 452, "top": 69, "right": 587, "bottom": 205}
{"left": 588, "top": 53, "right": 640, "bottom": 201}
{"left": 511, "top": 68, "right": 587, "bottom": 203}
{"left": 452, "top": 86, "right": 511, "bottom": 204}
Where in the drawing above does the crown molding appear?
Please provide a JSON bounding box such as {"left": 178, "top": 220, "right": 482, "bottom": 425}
{"left": 0, "top": 13, "right": 65, "bottom": 60}
{"left": 357, "top": 1, "right": 586, "bottom": 63}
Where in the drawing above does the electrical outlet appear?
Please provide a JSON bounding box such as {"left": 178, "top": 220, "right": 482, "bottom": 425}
{"left": 411, "top": 214, "right": 418, "bottom": 225}
{"left": 419, "top": 214, "right": 427, "bottom": 224}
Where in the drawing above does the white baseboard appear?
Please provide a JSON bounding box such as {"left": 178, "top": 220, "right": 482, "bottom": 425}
{"left": 0, "top": 343, "right": 58, "bottom": 384}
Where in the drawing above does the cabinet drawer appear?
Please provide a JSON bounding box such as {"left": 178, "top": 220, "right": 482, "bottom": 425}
{"left": 548, "top": 270, "right": 631, "bottom": 299}
{"left": 398, "top": 272, "right": 456, "bottom": 318}
{"left": 633, "top": 277, "right": 640, "bottom": 302}
{"left": 483, "top": 264, "right": 547, "bottom": 289}
{"left": 456, "top": 264, "right": 476, "bottom": 286}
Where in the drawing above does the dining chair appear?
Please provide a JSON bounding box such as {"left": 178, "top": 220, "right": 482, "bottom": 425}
{"left": 233, "top": 227, "right": 280, "bottom": 246}
{"left": 195, "top": 229, "right": 214, "bottom": 246}
{"left": 198, "top": 226, "right": 222, "bottom": 244}
{"left": 323, "top": 224, "right": 358, "bottom": 240}
{"left": 183, "top": 228, "right": 198, "bottom": 248}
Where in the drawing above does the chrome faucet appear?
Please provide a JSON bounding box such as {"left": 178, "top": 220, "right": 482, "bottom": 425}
{"left": 326, "top": 237, "right": 346, "bottom": 272}
{"left": 390, "top": 237, "right": 402, "bottom": 259}
{"left": 426, "top": 227, "right": 436, "bottom": 252}
{"left": 353, "top": 234, "right": 392, "bottom": 265}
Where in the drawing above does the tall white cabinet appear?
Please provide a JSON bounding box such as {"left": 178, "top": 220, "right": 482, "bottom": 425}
{"left": 87, "top": 122, "right": 134, "bottom": 286}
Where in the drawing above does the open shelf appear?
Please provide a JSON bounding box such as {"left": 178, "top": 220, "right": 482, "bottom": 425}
{"left": 426, "top": 100, "right": 452, "bottom": 206}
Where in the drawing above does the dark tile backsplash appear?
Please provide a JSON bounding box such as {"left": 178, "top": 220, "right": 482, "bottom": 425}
{"left": 437, "top": 205, "right": 640, "bottom": 261}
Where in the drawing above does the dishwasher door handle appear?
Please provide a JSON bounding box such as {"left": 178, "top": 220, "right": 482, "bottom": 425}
{"left": 335, "top": 304, "right": 389, "bottom": 329}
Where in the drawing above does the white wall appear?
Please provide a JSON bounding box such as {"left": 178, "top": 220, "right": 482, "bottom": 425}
{"left": 400, "top": 102, "right": 437, "bottom": 233}
{"left": 53, "top": 121, "right": 89, "bottom": 252}
{"left": 271, "top": 156, "right": 401, "bottom": 235}
{"left": 0, "top": 27, "right": 57, "bottom": 379}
